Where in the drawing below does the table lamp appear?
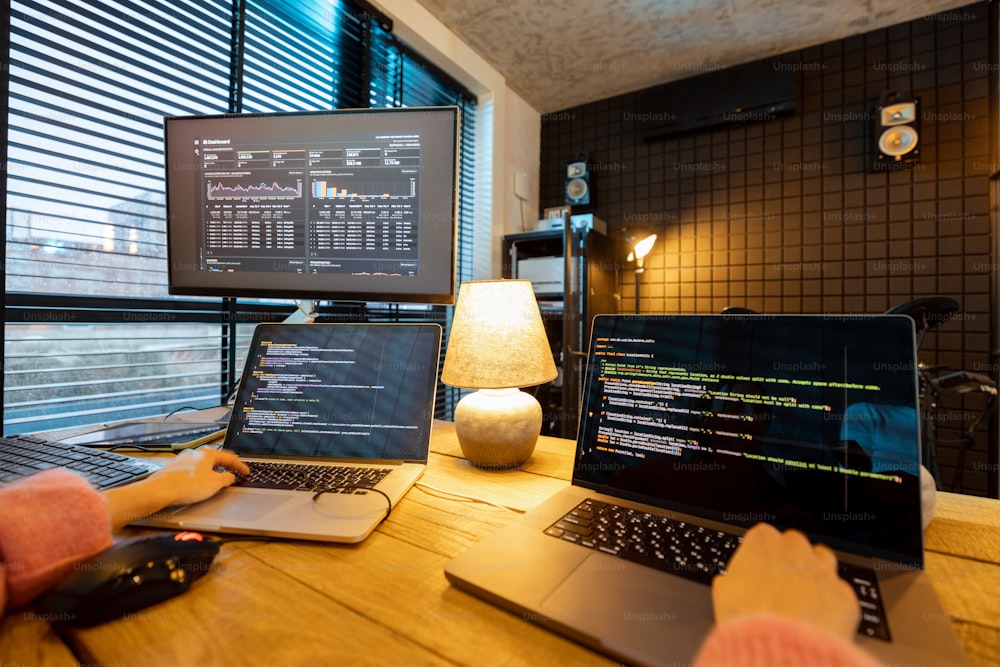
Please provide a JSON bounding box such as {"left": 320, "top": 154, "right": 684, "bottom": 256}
{"left": 441, "top": 279, "right": 557, "bottom": 469}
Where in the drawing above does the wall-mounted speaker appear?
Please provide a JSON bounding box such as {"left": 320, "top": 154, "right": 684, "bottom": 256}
{"left": 564, "top": 155, "right": 591, "bottom": 206}
{"left": 873, "top": 93, "right": 920, "bottom": 171}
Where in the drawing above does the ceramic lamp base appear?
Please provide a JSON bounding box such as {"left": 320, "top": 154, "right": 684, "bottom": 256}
{"left": 454, "top": 388, "right": 542, "bottom": 470}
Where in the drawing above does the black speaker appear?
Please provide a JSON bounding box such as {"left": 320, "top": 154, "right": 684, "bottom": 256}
{"left": 873, "top": 93, "right": 920, "bottom": 171}
{"left": 564, "top": 156, "right": 591, "bottom": 206}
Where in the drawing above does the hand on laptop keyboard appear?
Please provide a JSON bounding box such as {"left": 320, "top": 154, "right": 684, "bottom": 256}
{"left": 103, "top": 448, "right": 250, "bottom": 529}
{"left": 710, "top": 523, "right": 861, "bottom": 641}
{"left": 545, "top": 501, "right": 889, "bottom": 640}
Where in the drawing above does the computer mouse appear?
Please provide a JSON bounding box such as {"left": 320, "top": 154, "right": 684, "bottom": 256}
{"left": 35, "top": 531, "right": 221, "bottom": 627}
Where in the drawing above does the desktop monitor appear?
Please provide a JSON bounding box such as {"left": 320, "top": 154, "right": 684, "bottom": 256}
{"left": 164, "top": 106, "right": 459, "bottom": 304}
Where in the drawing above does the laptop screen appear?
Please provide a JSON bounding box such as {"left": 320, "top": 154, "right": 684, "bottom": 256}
{"left": 225, "top": 323, "right": 441, "bottom": 462}
{"left": 574, "top": 314, "right": 923, "bottom": 566}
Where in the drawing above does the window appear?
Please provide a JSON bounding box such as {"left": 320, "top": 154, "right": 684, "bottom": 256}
{"left": 367, "top": 23, "right": 484, "bottom": 415}
{"left": 3, "top": 0, "right": 480, "bottom": 433}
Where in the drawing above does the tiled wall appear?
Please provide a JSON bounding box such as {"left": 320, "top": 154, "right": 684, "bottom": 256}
{"left": 540, "top": 3, "right": 996, "bottom": 496}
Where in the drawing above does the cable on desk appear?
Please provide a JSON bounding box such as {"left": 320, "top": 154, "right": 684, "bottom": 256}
{"left": 163, "top": 406, "right": 204, "bottom": 419}
{"left": 414, "top": 481, "right": 526, "bottom": 513}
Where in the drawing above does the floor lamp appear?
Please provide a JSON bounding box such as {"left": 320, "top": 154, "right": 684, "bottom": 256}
{"left": 627, "top": 233, "right": 657, "bottom": 314}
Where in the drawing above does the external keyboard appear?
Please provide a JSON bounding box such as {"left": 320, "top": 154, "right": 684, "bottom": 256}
{"left": 238, "top": 461, "right": 391, "bottom": 492}
{"left": 545, "top": 498, "right": 889, "bottom": 640}
{"left": 0, "top": 433, "right": 162, "bottom": 490}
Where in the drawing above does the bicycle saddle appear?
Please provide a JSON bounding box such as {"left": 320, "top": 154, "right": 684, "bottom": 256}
{"left": 885, "top": 297, "right": 960, "bottom": 333}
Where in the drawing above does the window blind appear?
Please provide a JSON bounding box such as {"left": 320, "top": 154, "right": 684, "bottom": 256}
{"left": 368, "top": 23, "right": 480, "bottom": 417}
{"left": 243, "top": 0, "right": 349, "bottom": 112}
{"left": 3, "top": 0, "right": 484, "bottom": 432}
{"left": 5, "top": 0, "right": 234, "bottom": 433}
{"left": 7, "top": 0, "right": 232, "bottom": 299}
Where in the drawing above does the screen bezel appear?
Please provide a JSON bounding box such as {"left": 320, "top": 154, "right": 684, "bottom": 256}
{"left": 164, "top": 106, "right": 460, "bottom": 305}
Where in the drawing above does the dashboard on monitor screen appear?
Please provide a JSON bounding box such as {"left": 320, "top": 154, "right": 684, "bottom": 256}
{"left": 164, "top": 106, "right": 459, "bottom": 304}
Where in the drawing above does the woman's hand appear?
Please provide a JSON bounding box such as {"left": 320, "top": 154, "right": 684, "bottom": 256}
{"left": 711, "top": 523, "right": 860, "bottom": 641}
{"left": 144, "top": 448, "right": 250, "bottom": 506}
{"left": 103, "top": 448, "right": 249, "bottom": 530}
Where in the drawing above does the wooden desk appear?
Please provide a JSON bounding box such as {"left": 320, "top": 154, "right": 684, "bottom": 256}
{"left": 3, "top": 421, "right": 999, "bottom": 666}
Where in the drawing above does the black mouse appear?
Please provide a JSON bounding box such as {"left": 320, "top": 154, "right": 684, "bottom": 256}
{"left": 35, "top": 531, "right": 221, "bottom": 627}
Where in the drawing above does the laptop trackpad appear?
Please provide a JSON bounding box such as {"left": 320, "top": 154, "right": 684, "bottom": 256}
{"left": 541, "top": 553, "right": 713, "bottom": 662}
{"left": 178, "top": 491, "right": 289, "bottom": 522}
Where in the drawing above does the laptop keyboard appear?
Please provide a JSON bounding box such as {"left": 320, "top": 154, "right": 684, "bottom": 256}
{"left": 0, "top": 433, "right": 162, "bottom": 490}
{"left": 545, "top": 498, "right": 890, "bottom": 640}
{"left": 237, "top": 461, "right": 391, "bottom": 492}
{"left": 838, "top": 561, "right": 890, "bottom": 640}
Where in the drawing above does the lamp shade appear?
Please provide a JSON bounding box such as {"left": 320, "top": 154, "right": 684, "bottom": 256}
{"left": 626, "top": 233, "right": 657, "bottom": 263}
{"left": 442, "top": 279, "right": 557, "bottom": 389}
{"left": 633, "top": 233, "right": 657, "bottom": 261}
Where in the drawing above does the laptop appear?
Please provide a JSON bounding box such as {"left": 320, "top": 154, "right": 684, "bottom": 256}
{"left": 137, "top": 322, "right": 441, "bottom": 543}
{"left": 446, "top": 314, "right": 968, "bottom": 666}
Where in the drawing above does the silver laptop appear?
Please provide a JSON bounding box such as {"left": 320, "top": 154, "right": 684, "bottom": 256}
{"left": 138, "top": 322, "right": 441, "bottom": 543}
{"left": 446, "top": 314, "right": 968, "bottom": 666}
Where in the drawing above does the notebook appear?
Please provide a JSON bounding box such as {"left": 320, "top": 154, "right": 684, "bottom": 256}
{"left": 446, "top": 314, "right": 968, "bottom": 666}
{"left": 137, "top": 322, "right": 441, "bottom": 543}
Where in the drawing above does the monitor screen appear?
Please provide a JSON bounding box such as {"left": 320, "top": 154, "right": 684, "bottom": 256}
{"left": 164, "top": 106, "right": 459, "bottom": 304}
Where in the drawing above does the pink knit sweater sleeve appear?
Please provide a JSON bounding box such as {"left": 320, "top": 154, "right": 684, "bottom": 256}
{"left": 694, "top": 614, "right": 882, "bottom": 667}
{"left": 0, "top": 469, "right": 113, "bottom": 611}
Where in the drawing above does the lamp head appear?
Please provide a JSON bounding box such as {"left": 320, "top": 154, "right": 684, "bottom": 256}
{"left": 625, "top": 232, "right": 657, "bottom": 271}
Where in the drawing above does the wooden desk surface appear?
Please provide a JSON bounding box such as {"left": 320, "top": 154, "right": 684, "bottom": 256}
{"left": 3, "top": 421, "right": 999, "bottom": 666}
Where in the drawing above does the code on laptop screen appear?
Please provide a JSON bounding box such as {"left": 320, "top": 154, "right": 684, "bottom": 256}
{"left": 226, "top": 323, "right": 441, "bottom": 461}
{"left": 574, "top": 314, "right": 923, "bottom": 566}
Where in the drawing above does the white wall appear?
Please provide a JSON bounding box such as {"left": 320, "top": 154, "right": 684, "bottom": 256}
{"left": 372, "top": 0, "right": 541, "bottom": 279}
